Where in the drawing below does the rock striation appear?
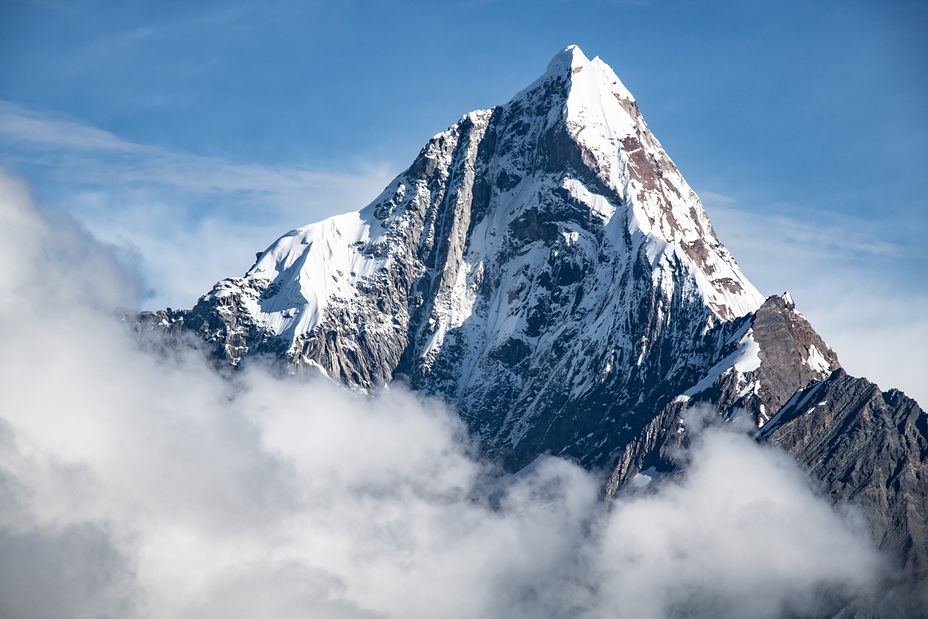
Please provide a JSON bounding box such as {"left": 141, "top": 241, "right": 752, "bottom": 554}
{"left": 761, "top": 370, "right": 928, "bottom": 582}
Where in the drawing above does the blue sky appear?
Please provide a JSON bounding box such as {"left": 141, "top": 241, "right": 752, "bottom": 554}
{"left": 1, "top": 0, "right": 926, "bottom": 402}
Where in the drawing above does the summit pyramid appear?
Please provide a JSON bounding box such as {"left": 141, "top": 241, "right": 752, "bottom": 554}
{"left": 149, "top": 46, "right": 767, "bottom": 464}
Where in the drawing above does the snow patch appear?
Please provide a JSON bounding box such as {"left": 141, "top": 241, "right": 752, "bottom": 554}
{"left": 631, "top": 466, "right": 662, "bottom": 488}
{"left": 684, "top": 330, "right": 761, "bottom": 397}
{"left": 805, "top": 344, "right": 831, "bottom": 374}
{"left": 240, "top": 211, "right": 385, "bottom": 349}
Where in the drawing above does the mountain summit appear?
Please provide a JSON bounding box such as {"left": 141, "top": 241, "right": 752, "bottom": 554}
{"left": 153, "top": 46, "right": 765, "bottom": 463}
{"left": 144, "top": 47, "right": 927, "bottom": 592}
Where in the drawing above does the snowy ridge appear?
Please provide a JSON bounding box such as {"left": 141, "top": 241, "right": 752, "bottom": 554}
{"left": 683, "top": 325, "right": 761, "bottom": 398}
{"left": 242, "top": 212, "right": 382, "bottom": 346}
{"left": 559, "top": 46, "right": 762, "bottom": 320}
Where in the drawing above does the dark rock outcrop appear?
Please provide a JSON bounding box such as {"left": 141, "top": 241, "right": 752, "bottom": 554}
{"left": 762, "top": 370, "right": 928, "bottom": 583}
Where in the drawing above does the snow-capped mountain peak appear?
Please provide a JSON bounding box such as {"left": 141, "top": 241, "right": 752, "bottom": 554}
{"left": 142, "top": 47, "right": 928, "bottom": 597}
{"left": 521, "top": 46, "right": 763, "bottom": 319}
{"left": 521, "top": 45, "right": 635, "bottom": 103}
{"left": 173, "top": 46, "right": 763, "bottom": 463}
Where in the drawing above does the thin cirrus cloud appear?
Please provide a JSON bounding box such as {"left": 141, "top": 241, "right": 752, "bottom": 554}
{"left": 0, "top": 100, "right": 393, "bottom": 310}
{"left": 0, "top": 100, "right": 391, "bottom": 209}
{"left": 0, "top": 167, "right": 891, "bottom": 619}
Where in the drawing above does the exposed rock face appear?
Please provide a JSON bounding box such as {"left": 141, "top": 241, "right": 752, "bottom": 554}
{"left": 761, "top": 369, "right": 928, "bottom": 582}
{"left": 680, "top": 294, "right": 840, "bottom": 425}
{"left": 602, "top": 292, "right": 844, "bottom": 491}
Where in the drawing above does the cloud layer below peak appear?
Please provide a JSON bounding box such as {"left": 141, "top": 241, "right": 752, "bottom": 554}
{"left": 0, "top": 169, "right": 889, "bottom": 619}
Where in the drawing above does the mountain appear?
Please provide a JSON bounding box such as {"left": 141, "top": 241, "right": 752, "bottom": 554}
{"left": 140, "top": 46, "right": 926, "bottom": 592}
{"left": 145, "top": 46, "right": 764, "bottom": 465}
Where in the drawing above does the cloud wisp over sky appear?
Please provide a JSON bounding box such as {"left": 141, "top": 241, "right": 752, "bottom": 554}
{"left": 704, "top": 197, "right": 928, "bottom": 407}
{"left": 0, "top": 168, "right": 892, "bottom": 619}
{"left": 0, "top": 100, "right": 391, "bottom": 308}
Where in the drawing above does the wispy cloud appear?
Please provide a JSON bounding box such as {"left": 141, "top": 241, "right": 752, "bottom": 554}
{"left": 0, "top": 101, "right": 391, "bottom": 209}
{"left": 0, "top": 101, "right": 394, "bottom": 310}
{"left": 0, "top": 101, "right": 140, "bottom": 152}
{"left": 81, "top": 3, "right": 260, "bottom": 57}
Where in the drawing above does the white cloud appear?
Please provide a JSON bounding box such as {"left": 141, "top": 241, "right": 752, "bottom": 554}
{"left": 0, "top": 170, "right": 891, "bottom": 618}
{"left": 0, "top": 102, "right": 390, "bottom": 203}
{"left": 591, "top": 424, "right": 881, "bottom": 618}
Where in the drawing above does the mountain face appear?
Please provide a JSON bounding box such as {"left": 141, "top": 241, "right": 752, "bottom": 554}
{"left": 761, "top": 370, "right": 928, "bottom": 582}
{"left": 603, "top": 293, "right": 841, "bottom": 492}
{"left": 146, "top": 46, "right": 764, "bottom": 467}
{"left": 142, "top": 46, "right": 925, "bottom": 588}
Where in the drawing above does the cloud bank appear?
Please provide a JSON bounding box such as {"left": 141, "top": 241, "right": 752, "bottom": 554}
{"left": 0, "top": 169, "right": 887, "bottom": 618}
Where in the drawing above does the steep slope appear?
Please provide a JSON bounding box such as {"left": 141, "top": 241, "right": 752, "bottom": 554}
{"left": 760, "top": 370, "right": 928, "bottom": 583}
{"left": 682, "top": 293, "right": 840, "bottom": 424}
{"left": 603, "top": 292, "right": 843, "bottom": 492}
{"left": 150, "top": 46, "right": 765, "bottom": 468}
